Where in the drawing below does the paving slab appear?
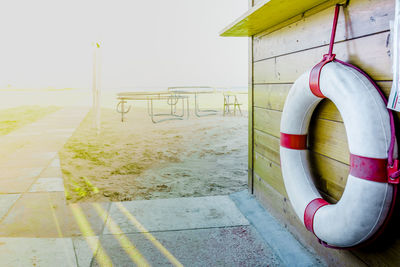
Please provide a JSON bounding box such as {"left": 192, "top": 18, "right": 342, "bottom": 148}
{"left": 7, "top": 139, "right": 66, "bottom": 153}
{"left": 0, "top": 192, "right": 110, "bottom": 238}
{"left": 8, "top": 151, "right": 58, "bottom": 161}
{"left": 103, "top": 195, "right": 249, "bottom": 234}
{"left": 40, "top": 165, "right": 63, "bottom": 178}
{"left": 23, "top": 123, "right": 49, "bottom": 128}
{"left": 50, "top": 157, "right": 61, "bottom": 168}
{"left": 45, "top": 128, "right": 77, "bottom": 136}
{"left": 0, "top": 168, "right": 43, "bottom": 193}
{"left": 29, "top": 178, "right": 65, "bottom": 192}
{"left": 8, "top": 132, "right": 43, "bottom": 137}
{"left": 0, "top": 194, "right": 20, "bottom": 219}
{"left": 0, "top": 151, "right": 58, "bottom": 169}
{"left": 95, "top": 226, "right": 282, "bottom": 267}
{"left": 0, "top": 237, "right": 77, "bottom": 267}
{"left": 0, "top": 167, "right": 43, "bottom": 180}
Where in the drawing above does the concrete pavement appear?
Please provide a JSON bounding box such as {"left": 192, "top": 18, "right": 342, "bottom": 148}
{"left": 0, "top": 107, "right": 320, "bottom": 266}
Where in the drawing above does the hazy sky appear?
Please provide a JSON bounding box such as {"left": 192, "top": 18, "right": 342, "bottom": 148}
{"left": 0, "top": 0, "right": 248, "bottom": 90}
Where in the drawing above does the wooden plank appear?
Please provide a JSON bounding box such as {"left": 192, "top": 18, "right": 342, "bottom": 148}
{"left": 309, "top": 152, "right": 348, "bottom": 201}
{"left": 254, "top": 129, "right": 280, "bottom": 164}
{"left": 254, "top": 0, "right": 394, "bottom": 60}
{"left": 220, "top": 0, "right": 345, "bottom": 37}
{"left": 253, "top": 151, "right": 287, "bottom": 197}
{"left": 254, "top": 31, "right": 392, "bottom": 83}
{"left": 309, "top": 152, "right": 348, "bottom": 187}
{"left": 253, "top": 177, "right": 296, "bottom": 223}
{"left": 309, "top": 115, "right": 349, "bottom": 164}
{"left": 253, "top": 107, "right": 281, "bottom": 137}
{"left": 253, "top": 84, "right": 291, "bottom": 110}
{"left": 315, "top": 99, "right": 344, "bottom": 122}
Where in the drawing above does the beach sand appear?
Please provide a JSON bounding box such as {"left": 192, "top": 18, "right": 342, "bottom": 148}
{"left": 59, "top": 105, "right": 248, "bottom": 202}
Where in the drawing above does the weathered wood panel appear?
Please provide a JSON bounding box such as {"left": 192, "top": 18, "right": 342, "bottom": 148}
{"left": 250, "top": 0, "right": 400, "bottom": 264}
{"left": 308, "top": 117, "right": 349, "bottom": 164}
{"left": 254, "top": 0, "right": 394, "bottom": 60}
{"left": 253, "top": 107, "right": 281, "bottom": 137}
{"left": 254, "top": 152, "right": 287, "bottom": 197}
{"left": 253, "top": 84, "right": 291, "bottom": 110}
{"left": 254, "top": 129, "right": 280, "bottom": 164}
{"left": 254, "top": 31, "right": 391, "bottom": 84}
{"left": 308, "top": 152, "right": 348, "bottom": 196}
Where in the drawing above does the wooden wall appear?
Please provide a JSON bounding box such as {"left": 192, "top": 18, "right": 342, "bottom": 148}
{"left": 249, "top": 0, "right": 400, "bottom": 265}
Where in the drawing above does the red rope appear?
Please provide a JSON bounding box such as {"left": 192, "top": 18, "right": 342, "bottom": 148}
{"left": 328, "top": 5, "right": 340, "bottom": 57}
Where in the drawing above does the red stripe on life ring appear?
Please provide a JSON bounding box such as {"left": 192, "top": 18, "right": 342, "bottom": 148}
{"left": 280, "top": 133, "right": 307, "bottom": 150}
{"left": 350, "top": 154, "right": 388, "bottom": 183}
{"left": 304, "top": 198, "right": 330, "bottom": 233}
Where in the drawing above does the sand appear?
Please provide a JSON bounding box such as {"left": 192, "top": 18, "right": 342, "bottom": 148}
{"left": 59, "top": 106, "right": 248, "bottom": 202}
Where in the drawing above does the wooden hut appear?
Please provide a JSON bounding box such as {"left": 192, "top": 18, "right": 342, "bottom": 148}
{"left": 221, "top": 0, "right": 400, "bottom": 265}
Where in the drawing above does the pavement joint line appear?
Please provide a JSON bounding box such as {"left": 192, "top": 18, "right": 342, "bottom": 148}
{"left": 99, "top": 224, "right": 252, "bottom": 235}
{"left": 0, "top": 194, "right": 22, "bottom": 224}
{"left": 72, "top": 241, "right": 80, "bottom": 267}
{"left": 98, "top": 202, "right": 112, "bottom": 237}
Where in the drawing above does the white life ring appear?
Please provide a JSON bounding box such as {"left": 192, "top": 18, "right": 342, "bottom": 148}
{"left": 280, "top": 61, "right": 396, "bottom": 247}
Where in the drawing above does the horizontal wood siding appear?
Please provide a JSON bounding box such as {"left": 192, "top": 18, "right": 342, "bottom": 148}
{"left": 251, "top": 0, "right": 400, "bottom": 265}
{"left": 254, "top": 31, "right": 392, "bottom": 83}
